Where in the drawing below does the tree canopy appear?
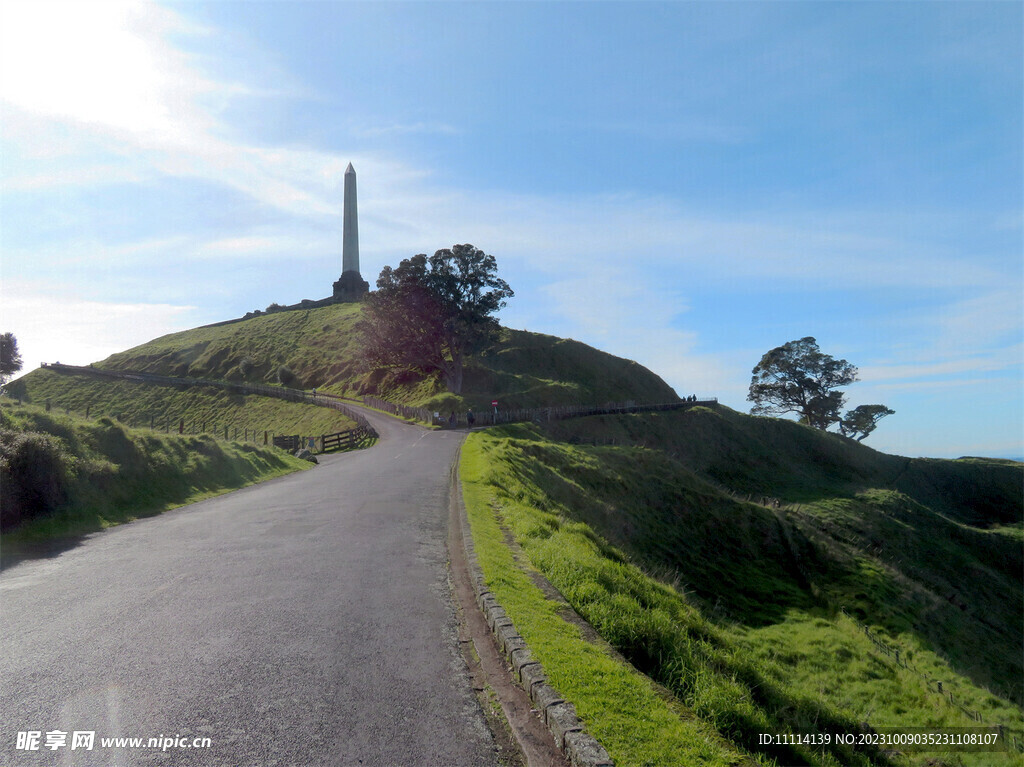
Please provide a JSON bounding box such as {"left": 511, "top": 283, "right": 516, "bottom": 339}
{"left": 358, "top": 245, "right": 513, "bottom": 394}
{"left": 748, "top": 337, "right": 893, "bottom": 440}
{"left": 0, "top": 333, "right": 23, "bottom": 385}
{"left": 839, "top": 404, "right": 895, "bottom": 442}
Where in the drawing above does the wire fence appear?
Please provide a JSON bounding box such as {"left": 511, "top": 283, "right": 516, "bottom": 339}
{"left": 838, "top": 608, "right": 1023, "bottom": 752}
{"left": 25, "top": 363, "right": 378, "bottom": 452}
{"left": 38, "top": 363, "right": 376, "bottom": 436}
{"left": 366, "top": 396, "right": 720, "bottom": 429}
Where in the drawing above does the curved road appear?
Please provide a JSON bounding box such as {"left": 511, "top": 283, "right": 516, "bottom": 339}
{"left": 0, "top": 409, "right": 501, "bottom": 766}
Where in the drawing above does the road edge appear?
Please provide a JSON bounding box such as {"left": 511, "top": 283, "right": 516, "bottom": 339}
{"left": 449, "top": 446, "right": 615, "bottom": 767}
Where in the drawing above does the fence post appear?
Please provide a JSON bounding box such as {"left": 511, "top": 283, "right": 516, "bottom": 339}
{"left": 46, "top": 399, "right": 51, "bottom": 411}
{"left": 179, "top": 419, "right": 184, "bottom": 434}
{"left": 264, "top": 431, "right": 268, "bottom": 445}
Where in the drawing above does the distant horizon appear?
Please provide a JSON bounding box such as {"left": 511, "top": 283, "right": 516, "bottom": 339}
{"left": 1, "top": 1, "right": 1020, "bottom": 460}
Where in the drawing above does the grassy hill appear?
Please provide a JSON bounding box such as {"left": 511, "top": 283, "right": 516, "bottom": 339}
{"left": 9, "top": 302, "right": 678, "bottom": 416}
{"left": 461, "top": 407, "right": 1023, "bottom": 766}
{"left": 6, "top": 300, "right": 1021, "bottom": 764}
{"left": 5, "top": 373, "right": 358, "bottom": 440}
{"left": 0, "top": 401, "right": 309, "bottom": 546}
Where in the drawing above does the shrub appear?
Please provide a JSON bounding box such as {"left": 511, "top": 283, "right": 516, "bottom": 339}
{"left": 276, "top": 365, "right": 297, "bottom": 387}
{"left": 0, "top": 429, "right": 71, "bottom": 530}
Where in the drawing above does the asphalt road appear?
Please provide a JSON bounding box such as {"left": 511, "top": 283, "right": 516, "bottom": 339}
{"left": 0, "top": 409, "right": 500, "bottom": 766}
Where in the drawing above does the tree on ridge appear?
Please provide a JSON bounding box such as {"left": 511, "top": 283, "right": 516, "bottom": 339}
{"left": 839, "top": 404, "right": 895, "bottom": 442}
{"left": 747, "top": 336, "right": 893, "bottom": 440}
{"left": 358, "top": 245, "right": 513, "bottom": 394}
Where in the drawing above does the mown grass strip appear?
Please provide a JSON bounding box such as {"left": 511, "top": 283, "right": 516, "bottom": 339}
{"left": 460, "top": 434, "right": 742, "bottom": 767}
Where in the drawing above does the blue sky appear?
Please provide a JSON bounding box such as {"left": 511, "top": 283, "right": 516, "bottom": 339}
{"left": 1, "top": 0, "right": 1020, "bottom": 458}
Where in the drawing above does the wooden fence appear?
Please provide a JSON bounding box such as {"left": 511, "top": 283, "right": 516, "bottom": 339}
{"left": 39, "top": 363, "right": 378, "bottom": 445}
{"left": 365, "top": 395, "right": 719, "bottom": 429}
{"left": 362, "top": 396, "right": 432, "bottom": 423}
{"left": 273, "top": 435, "right": 303, "bottom": 452}
{"left": 839, "top": 609, "right": 1023, "bottom": 752}
{"left": 321, "top": 425, "right": 374, "bottom": 453}
{"left": 274, "top": 425, "right": 374, "bottom": 454}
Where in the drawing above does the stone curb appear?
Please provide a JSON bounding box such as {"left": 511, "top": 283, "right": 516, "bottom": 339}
{"left": 455, "top": 465, "right": 615, "bottom": 767}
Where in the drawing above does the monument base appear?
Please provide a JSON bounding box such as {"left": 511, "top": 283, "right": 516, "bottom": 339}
{"left": 333, "top": 271, "right": 369, "bottom": 303}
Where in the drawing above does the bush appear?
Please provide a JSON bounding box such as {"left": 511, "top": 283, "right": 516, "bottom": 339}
{"left": 276, "top": 365, "right": 297, "bottom": 387}
{"left": 0, "top": 429, "right": 71, "bottom": 530}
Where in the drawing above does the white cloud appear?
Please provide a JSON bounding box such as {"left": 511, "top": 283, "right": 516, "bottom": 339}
{"left": 0, "top": 1, "right": 413, "bottom": 220}
{"left": 0, "top": 1, "right": 217, "bottom": 140}
{"left": 0, "top": 289, "right": 198, "bottom": 375}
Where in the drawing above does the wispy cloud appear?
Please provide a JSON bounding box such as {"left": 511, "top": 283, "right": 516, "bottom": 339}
{"left": 351, "top": 121, "right": 461, "bottom": 138}
{"left": 0, "top": 286, "right": 198, "bottom": 373}
{"left": 0, "top": 1, "right": 415, "bottom": 220}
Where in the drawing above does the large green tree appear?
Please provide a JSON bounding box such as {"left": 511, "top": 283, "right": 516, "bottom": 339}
{"left": 358, "top": 244, "right": 513, "bottom": 394}
{"left": 748, "top": 337, "right": 893, "bottom": 439}
{"left": 747, "top": 337, "right": 859, "bottom": 431}
{"left": 0, "top": 332, "right": 23, "bottom": 385}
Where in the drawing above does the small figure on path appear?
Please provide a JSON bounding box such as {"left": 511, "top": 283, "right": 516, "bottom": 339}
{"left": 448, "top": 411, "right": 456, "bottom": 428}
{"left": 467, "top": 408, "right": 475, "bottom": 427}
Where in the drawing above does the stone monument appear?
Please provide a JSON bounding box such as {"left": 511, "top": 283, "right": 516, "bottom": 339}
{"left": 333, "top": 162, "right": 369, "bottom": 302}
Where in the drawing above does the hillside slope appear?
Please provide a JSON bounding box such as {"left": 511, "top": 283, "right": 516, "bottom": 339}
{"left": 12, "top": 302, "right": 678, "bottom": 413}
{"left": 0, "top": 402, "right": 309, "bottom": 541}
{"left": 535, "top": 408, "right": 1023, "bottom": 695}
{"left": 464, "top": 411, "right": 1023, "bottom": 764}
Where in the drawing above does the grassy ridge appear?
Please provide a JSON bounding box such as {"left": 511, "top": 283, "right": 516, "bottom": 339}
{"left": 14, "top": 302, "right": 678, "bottom": 412}
{"left": 462, "top": 414, "right": 1023, "bottom": 766}
{"left": 537, "top": 408, "right": 1023, "bottom": 702}
{"left": 6, "top": 370, "right": 357, "bottom": 438}
{"left": 0, "top": 401, "right": 310, "bottom": 543}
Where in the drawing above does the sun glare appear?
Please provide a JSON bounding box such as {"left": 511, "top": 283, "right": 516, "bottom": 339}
{"left": 0, "top": 0, "right": 207, "bottom": 142}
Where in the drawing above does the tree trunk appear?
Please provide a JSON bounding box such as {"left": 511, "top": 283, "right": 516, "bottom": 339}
{"left": 443, "top": 361, "right": 464, "bottom": 394}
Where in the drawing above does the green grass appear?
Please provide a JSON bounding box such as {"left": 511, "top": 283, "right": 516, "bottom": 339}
{"left": 0, "top": 401, "right": 311, "bottom": 544}
{"left": 6, "top": 370, "right": 357, "bottom": 438}
{"left": 461, "top": 438, "right": 747, "bottom": 767}
{"left": 9, "top": 302, "right": 679, "bottom": 415}
{"left": 538, "top": 408, "right": 1023, "bottom": 700}
{"left": 462, "top": 419, "right": 1023, "bottom": 766}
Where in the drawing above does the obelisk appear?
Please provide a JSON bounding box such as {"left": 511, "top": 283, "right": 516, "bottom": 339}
{"left": 342, "top": 162, "right": 359, "bottom": 275}
{"left": 333, "top": 162, "right": 369, "bottom": 301}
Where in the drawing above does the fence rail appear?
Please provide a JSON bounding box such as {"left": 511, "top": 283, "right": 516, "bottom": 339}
{"left": 838, "top": 609, "right": 1023, "bottom": 752}
{"left": 364, "top": 395, "right": 718, "bottom": 429}
{"left": 37, "top": 362, "right": 716, "bottom": 447}
{"left": 273, "top": 435, "right": 302, "bottom": 452}
{"left": 321, "top": 425, "right": 373, "bottom": 453}
{"left": 39, "top": 363, "right": 378, "bottom": 444}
